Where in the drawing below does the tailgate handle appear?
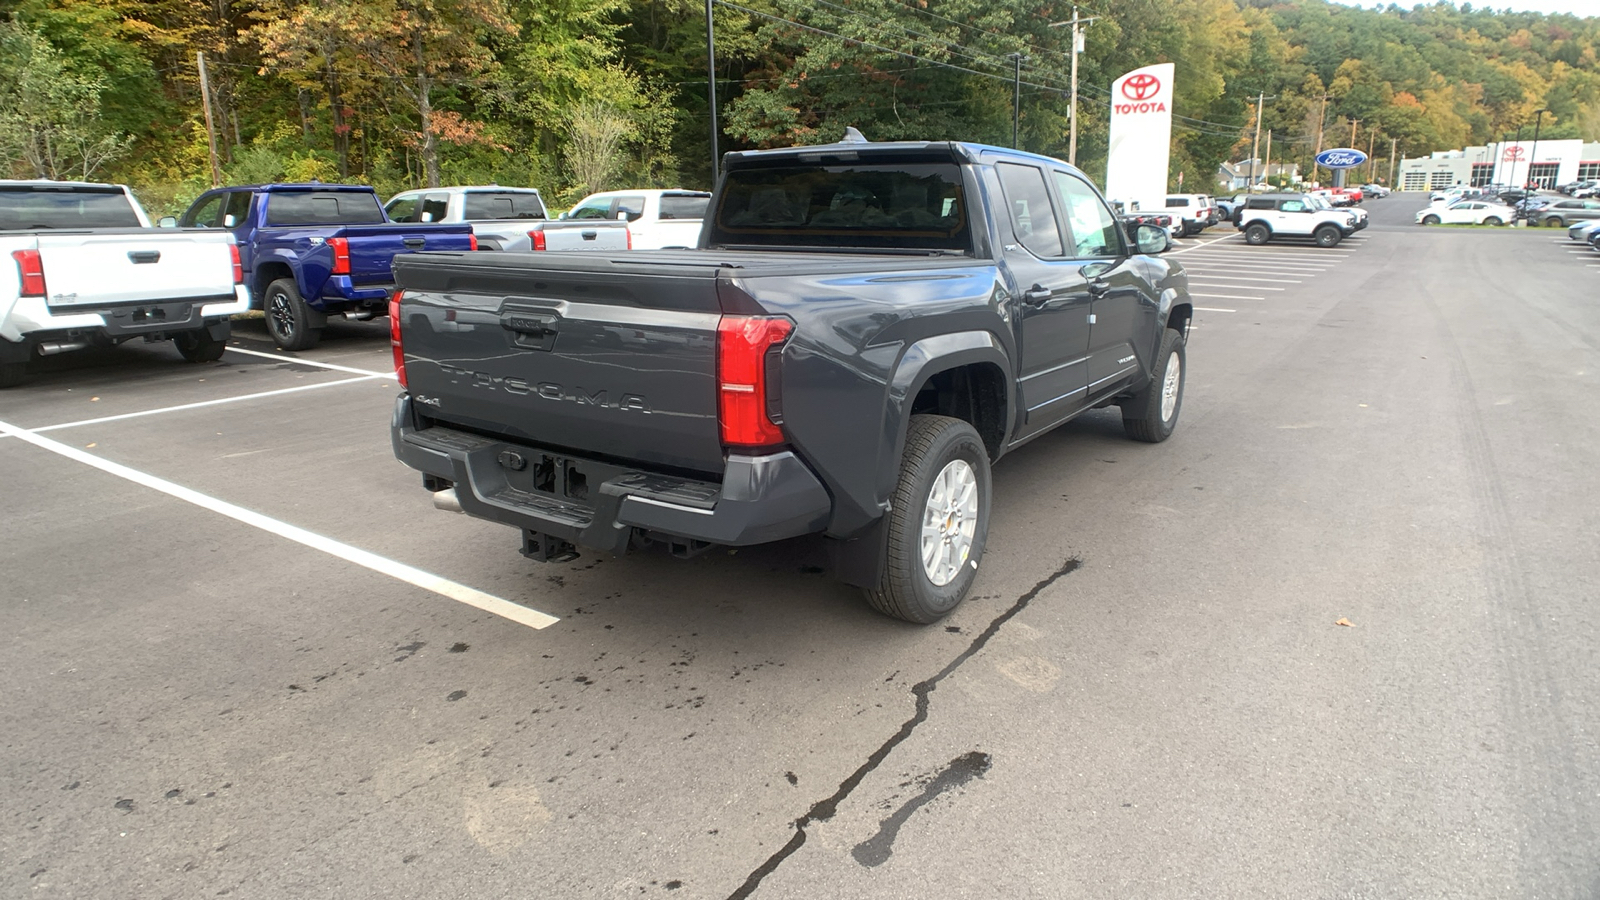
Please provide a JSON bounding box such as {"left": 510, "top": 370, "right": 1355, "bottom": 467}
{"left": 127, "top": 250, "right": 161, "bottom": 264}
{"left": 403, "top": 238, "right": 427, "bottom": 249}
{"left": 581, "top": 230, "right": 598, "bottom": 240}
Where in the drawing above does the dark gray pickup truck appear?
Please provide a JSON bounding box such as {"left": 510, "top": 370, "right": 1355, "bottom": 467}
{"left": 389, "top": 135, "right": 1192, "bottom": 622}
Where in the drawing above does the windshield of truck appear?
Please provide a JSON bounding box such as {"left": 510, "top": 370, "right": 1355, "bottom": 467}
{"left": 709, "top": 163, "right": 971, "bottom": 253}
{"left": 659, "top": 194, "right": 710, "bottom": 220}
{"left": 265, "top": 190, "right": 386, "bottom": 226}
{"left": 0, "top": 186, "right": 141, "bottom": 229}
{"left": 463, "top": 191, "right": 547, "bottom": 220}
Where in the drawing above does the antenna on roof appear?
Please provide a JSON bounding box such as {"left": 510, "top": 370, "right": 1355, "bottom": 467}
{"left": 841, "top": 126, "right": 869, "bottom": 144}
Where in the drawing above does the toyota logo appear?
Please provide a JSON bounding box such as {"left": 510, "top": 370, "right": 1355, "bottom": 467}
{"left": 1122, "top": 73, "right": 1161, "bottom": 101}
{"left": 1503, "top": 146, "right": 1525, "bottom": 161}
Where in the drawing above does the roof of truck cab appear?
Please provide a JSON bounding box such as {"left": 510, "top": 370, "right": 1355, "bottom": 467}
{"left": 722, "top": 139, "right": 1086, "bottom": 173}
{"left": 0, "top": 179, "right": 131, "bottom": 191}
{"left": 234, "top": 183, "right": 379, "bottom": 192}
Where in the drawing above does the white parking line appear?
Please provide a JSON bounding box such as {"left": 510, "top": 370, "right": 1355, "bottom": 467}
{"left": 1166, "top": 233, "right": 1242, "bottom": 255}
{"left": 227, "top": 345, "right": 391, "bottom": 378}
{"left": 24, "top": 375, "right": 384, "bottom": 434}
{"left": 1183, "top": 281, "right": 1285, "bottom": 291}
{"left": 1194, "top": 307, "right": 1237, "bottom": 312}
{"left": 1183, "top": 274, "right": 1302, "bottom": 283}
{"left": 1177, "top": 255, "right": 1339, "bottom": 267}
{"left": 1191, "top": 292, "right": 1265, "bottom": 300}
{"left": 0, "top": 417, "right": 560, "bottom": 631}
{"left": 1180, "top": 259, "right": 1335, "bottom": 270}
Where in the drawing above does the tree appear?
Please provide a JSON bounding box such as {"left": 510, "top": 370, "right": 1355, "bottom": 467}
{"left": 0, "top": 20, "right": 129, "bottom": 180}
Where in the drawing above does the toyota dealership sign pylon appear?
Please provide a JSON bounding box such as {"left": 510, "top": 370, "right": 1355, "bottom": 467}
{"left": 1105, "top": 63, "right": 1175, "bottom": 212}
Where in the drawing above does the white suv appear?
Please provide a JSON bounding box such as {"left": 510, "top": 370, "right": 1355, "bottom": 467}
{"left": 1236, "top": 193, "right": 1351, "bottom": 248}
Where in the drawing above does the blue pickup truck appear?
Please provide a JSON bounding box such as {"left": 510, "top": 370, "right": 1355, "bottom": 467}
{"left": 177, "top": 183, "right": 474, "bottom": 350}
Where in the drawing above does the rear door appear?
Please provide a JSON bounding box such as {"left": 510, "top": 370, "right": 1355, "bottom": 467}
{"left": 994, "top": 161, "right": 1092, "bottom": 439}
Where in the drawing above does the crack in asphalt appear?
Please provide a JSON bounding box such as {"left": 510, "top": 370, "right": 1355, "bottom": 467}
{"left": 724, "top": 557, "right": 1082, "bottom": 899}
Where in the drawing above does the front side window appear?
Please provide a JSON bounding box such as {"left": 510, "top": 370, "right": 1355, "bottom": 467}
{"left": 182, "top": 193, "right": 225, "bottom": 228}
{"left": 421, "top": 193, "right": 450, "bottom": 223}
{"left": 223, "top": 191, "right": 252, "bottom": 227}
{"left": 386, "top": 195, "right": 421, "bottom": 223}
{"left": 615, "top": 196, "right": 646, "bottom": 221}
{"left": 568, "top": 197, "right": 615, "bottom": 220}
{"left": 996, "top": 163, "right": 1064, "bottom": 257}
{"left": 1051, "top": 171, "right": 1121, "bottom": 258}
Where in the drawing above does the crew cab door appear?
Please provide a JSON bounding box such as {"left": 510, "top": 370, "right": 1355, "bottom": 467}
{"left": 993, "top": 161, "right": 1092, "bottom": 439}
{"left": 1051, "top": 170, "right": 1157, "bottom": 398}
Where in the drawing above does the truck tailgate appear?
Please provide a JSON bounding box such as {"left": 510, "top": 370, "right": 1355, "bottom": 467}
{"left": 36, "top": 230, "right": 234, "bottom": 308}
{"left": 538, "top": 222, "right": 630, "bottom": 252}
{"left": 393, "top": 252, "right": 728, "bottom": 476}
{"left": 342, "top": 224, "right": 475, "bottom": 285}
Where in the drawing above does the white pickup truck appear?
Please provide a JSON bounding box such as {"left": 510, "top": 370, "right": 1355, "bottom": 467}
{"left": 1, "top": 180, "right": 249, "bottom": 387}
{"left": 563, "top": 189, "right": 711, "bottom": 249}
{"left": 384, "top": 185, "right": 630, "bottom": 252}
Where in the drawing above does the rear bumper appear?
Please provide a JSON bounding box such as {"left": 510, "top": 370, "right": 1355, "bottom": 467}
{"left": 316, "top": 276, "right": 393, "bottom": 308}
{"left": 390, "top": 395, "right": 833, "bottom": 555}
{"left": 0, "top": 285, "right": 250, "bottom": 344}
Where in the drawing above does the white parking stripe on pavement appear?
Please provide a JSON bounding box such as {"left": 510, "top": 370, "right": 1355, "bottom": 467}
{"left": 1191, "top": 292, "right": 1266, "bottom": 300}
{"left": 1183, "top": 282, "right": 1286, "bottom": 290}
{"left": 1183, "top": 274, "right": 1303, "bottom": 283}
{"left": 1166, "top": 234, "right": 1242, "bottom": 255}
{"left": 0, "top": 417, "right": 560, "bottom": 631}
{"left": 1179, "top": 259, "right": 1336, "bottom": 270}
{"left": 227, "top": 345, "right": 392, "bottom": 378}
{"left": 23, "top": 375, "right": 385, "bottom": 434}
{"left": 1194, "top": 307, "right": 1237, "bottom": 312}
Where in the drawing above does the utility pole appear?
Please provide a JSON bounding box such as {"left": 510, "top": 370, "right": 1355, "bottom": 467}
{"left": 1248, "top": 93, "right": 1275, "bottom": 187}
{"left": 1366, "top": 128, "right": 1377, "bottom": 181}
{"left": 1350, "top": 118, "right": 1359, "bottom": 146}
{"left": 1048, "top": 10, "right": 1099, "bottom": 165}
{"left": 1263, "top": 130, "right": 1273, "bottom": 187}
{"left": 1313, "top": 93, "right": 1329, "bottom": 186}
{"left": 1388, "top": 136, "right": 1397, "bottom": 186}
{"left": 196, "top": 51, "right": 222, "bottom": 187}
{"left": 1528, "top": 108, "right": 1548, "bottom": 189}
{"left": 705, "top": 0, "right": 720, "bottom": 184}
{"left": 1010, "top": 53, "right": 1024, "bottom": 149}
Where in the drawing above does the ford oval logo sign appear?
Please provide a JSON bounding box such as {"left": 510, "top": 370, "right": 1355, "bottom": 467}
{"left": 1316, "top": 148, "right": 1368, "bottom": 169}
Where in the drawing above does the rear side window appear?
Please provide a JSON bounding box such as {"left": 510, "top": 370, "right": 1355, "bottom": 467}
{"left": 659, "top": 194, "right": 709, "bottom": 220}
{"left": 709, "top": 162, "right": 971, "bottom": 253}
{"left": 0, "top": 186, "right": 143, "bottom": 229}
{"left": 1279, "top": 200, "right": 1307, "bottom": 212}
{"left": 463, "top": 191, "right": 546, "bottom": 220}
{"left": 1245, "top": 198, "right": 1275, "bottom": 210}
{"left": 265, "top": 191, "right": 386, "bottom": 226}
{"left": 997, "top": 163, "right": 1064, "bottom": 257}
{"left": 1167, "top": 197, "right": 1189, "bottom": 207}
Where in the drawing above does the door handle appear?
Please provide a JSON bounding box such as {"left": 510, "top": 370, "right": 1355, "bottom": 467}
{"left": 403, "top": 238, "right": 426, "bottom": 249}
{"left": 1022, "top": 286, "right": 1052, "bottom": 306}
{"left": 127, "top": 250, "right": 161, "bottom": 264}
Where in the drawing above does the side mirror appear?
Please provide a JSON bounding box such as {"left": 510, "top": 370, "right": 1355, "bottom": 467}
{"left": 158, "top": 216, "right": 178, "bottom": 228}
{"left": 1134, "top": 223, "right": 1169, "bottom": 255}
{"left": 558, "top": 211, "right": 569, "bottom": 220}
{"left": 223, "top": 214, "right": 237, "bottom": 227}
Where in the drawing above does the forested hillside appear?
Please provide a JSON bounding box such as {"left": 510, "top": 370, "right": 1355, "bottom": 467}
{"left": 1, "top": 0, "right": 1596, "bottom": 215}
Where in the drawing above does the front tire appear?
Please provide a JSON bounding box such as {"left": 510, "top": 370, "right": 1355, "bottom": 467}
{"left": 1122, "top": 328, "right": 1186, "bottom": 443}
{"left": 263, "top": 277, "right": 322, "bottom": 351}
{"left": 174, "top": 327, "right": 226, "bottom": 362}
{"left": 1314, "top": 225, "right": 1343, "bottom": 247}
{"left": 1244, "top": 222, "right": 1271, "bottom": 245}
{"left": 1545, "top": 216, "right": 1563, "bottom": 228}
{"left": 1421, "top": 214, "right": 1441, "bottom": 225}
{"left": 866, "top": 415, "right": 992, "bottom": 624}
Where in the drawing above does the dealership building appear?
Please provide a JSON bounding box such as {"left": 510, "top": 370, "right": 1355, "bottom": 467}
{"left": 1397, "top": 139, "right": 1600, "bottom": 191}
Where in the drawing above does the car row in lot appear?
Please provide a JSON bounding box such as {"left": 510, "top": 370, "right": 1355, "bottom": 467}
{"left": 1235, "top": 191, "right": 1367, "bottom": 248}
{"left": 1566, "top": 218, "right": 1600, "bottom": 250}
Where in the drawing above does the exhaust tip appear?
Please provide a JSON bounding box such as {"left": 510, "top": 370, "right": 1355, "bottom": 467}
{"left": 432, "top": 488, "right": 464, "bottom": 514}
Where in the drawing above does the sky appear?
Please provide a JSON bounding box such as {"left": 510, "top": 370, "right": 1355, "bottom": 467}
{"left": 1336, "top": 0, "right": 1598, "bottom": 16}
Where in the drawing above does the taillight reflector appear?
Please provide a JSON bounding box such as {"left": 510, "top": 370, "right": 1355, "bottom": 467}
{"left": 229, "top": 243, "right": 243, "bottom": 284}
{"left": 717, "top": 316, "right": 792, "bottom": 447}
{"left": 389, "top": 290, "right": 406, "bottom": 387}
{"left": 626, "top": 228, "right": 633, "bottom": 250}
{"left": 529, "top": 229, "right": 547, "bottom": 251}
{"left": 329, "top": 236, "right": 350, "bottom": 274}
{"left": 12, "top": 249, "right": 45, "bottom": 297}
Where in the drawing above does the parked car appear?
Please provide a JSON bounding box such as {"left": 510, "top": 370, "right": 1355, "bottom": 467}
{"left": 1330, "top": 186, "right": 1364, "bottom": 205}
{"left": 1566, "top": 219, "right": 1600, "bottom": 243}
{"left": 179, "top": 183, "right": 475, "bottom": 350}
{"left": 1305, "top": 192, "right": 1367, "bottom": 230}
{"left": 564, "top": 189, "right": 711, "bottom": 249}
{"left": 1236, "top": 193, "right": 1351, "bottom": 247}
{"left": 1153, "top": 194, "right": 1212, "bottom": 236}
{"left": 1415, "top": 199, "right": 1516, "bottom": 226}
{"left": 389, "top": 135, "right": 1192, "bottom": 623}
{"left": 1360, "top": 183, "right": 1389, "bottom": 198}
{"left": 384, "top": 186, "right": 629, "bottom": 252}
{"left": 1, "top": 180, "right": 249, "bottom": 386}
{"left": 1429, "top": 187, "right": 1470, "bottom": 204}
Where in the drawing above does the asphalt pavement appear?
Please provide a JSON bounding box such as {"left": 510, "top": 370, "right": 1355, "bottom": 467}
{"left": 2, "top": 198, "right": 1597, "bottom": 899}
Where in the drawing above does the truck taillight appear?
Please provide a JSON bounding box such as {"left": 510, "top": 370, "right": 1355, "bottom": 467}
{"left": 626, "top": 228, "right": 633, "bottom": 250}
{"left": 469, "top": 234, "right": 478, "bottom": 251}
{"left": 389, "top": 290, "right": 406, "bottom": 387}
{"left": 717, "top": 316, "right": 792, "bottom": 448}
{"left": 229, "top": 243, "right": 243, "bottom": 284}
{"left": 329, "top": 236, "right": 350, "bottom": 274}
{"left": 528, "top": 229, "right": 546, "bottom": 251}
{"left": 11, "top": 249, "right": 45, "bottom": 297}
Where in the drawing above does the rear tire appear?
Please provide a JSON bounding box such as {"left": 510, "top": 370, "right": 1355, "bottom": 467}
{"left": 1546, "top": 217, "right": 1563, "bottom": 228}
{"left": 1244, "top": 223, "right": 1271, "bottom": 245}
{"left": 1122, "top": 328, "right": 1186, "bottom": 443}
{"left": 1483, "top": 216, "right": 1503, "bottom": 227}
{"left": 174, "top": 327, "right": 226, "bottom": 362}
{"left": 263, "top": 277, "right": 322, "bottom": 351}
{"left": 865, "top": 415, "right": 991, "bottom": 624}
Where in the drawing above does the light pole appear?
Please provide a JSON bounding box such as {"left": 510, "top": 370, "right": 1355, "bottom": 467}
{"left": 705, "top": 0, "right": 719, "bottom": 184}
{"left": 1510, "top": 124, "right": 1525, "bottom": 189}
{"left": 1528, "top": 108, "right": 1548, "bottom": 190}
{"left": 1248, "top": 93, "right": 1276, "bottom": 187}
{"left": 1048, "top": 9, "right": 1100, "bottom": 166}
{"left": 1009, "top": 53, "right": 1024, "bottom": 149}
